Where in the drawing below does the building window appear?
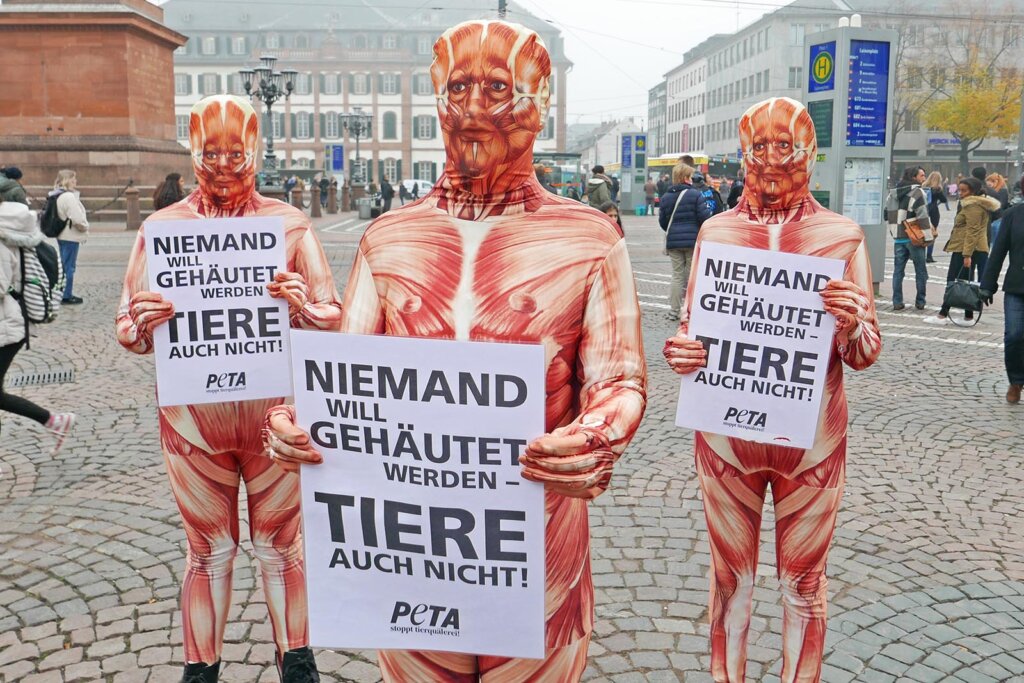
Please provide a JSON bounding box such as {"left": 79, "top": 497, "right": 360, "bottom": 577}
{"left": 273, "top": 112, "right": 283, "bottom": 139}
{"left": 908, "top": 67, "right": 923, "bottom": 89}
{"left": 790, "top": 24, "right": 805, "bottom": 46}
{"left": 383, "top": 111, "right": 397, "bottom": 140}
{"left": 295, "top": 113, "right": 311, "bottom": 138}
{"left": 756, "top": 71, "right": 763, "bottom": 93}
{"left": 383, "top": 34, "right": 397, "bottom": 49}
{"left": 353, "top": 34, "right": 367, "bottom": 49}
{"left": 538, "top": 116, "right": 554, "bottom": 140}
{"left": 415, "top": 115, "right": 435, "bottom": 139}
{"left": 904, "top": 111, "right": 920, "bottom": 132}
{"left": 384, "top": 158, "right": 398, "bottom": 181}
{"left": 417, "top": 36, "right": 432, "bottom": 55}
{"left": 176, "top": 115, "right": 189, "bottom": 140}
{"left": 323, "top": 74, "right": 340, "bottom": 95}
{"left": 265, "top": 33, "right": 280, "bottom": 49}
{"left": 353, "top": 74, "right": 369, "bottom": 95}
{"left": 414, "top": 161, "right": 435, "bottom": 182}
{"left": 174, "top": 73, "right": 191, "bottom": 95}
{"left": 294, "top": 34, "right": 309, "bottom": 49}
{"left": 201, "top": 36, "right": 217, "bottom": 55}
{"left": 415, "top": 74, "right": 432, "bottom": 96}
{"left": 787, "top": 67, "right": 803, "bottom": 89}
{"left": 228, "top": 74, "right": 247, "bottom": 95}
{"left": 294, "top": 73, "right": 312, "bottom": 95}
{"left": 231, "top": 36, "right": 247, "bottom": 55}
{"left": 201, "top": 73, "right": 219, "bottom": 95}
{"left": 325, "top": 112, "right": 340, "bottom": 138}
{"left": 381, "top": 73, "right": 398, "bottom": 95}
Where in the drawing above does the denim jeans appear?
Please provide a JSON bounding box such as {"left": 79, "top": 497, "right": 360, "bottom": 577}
{"left": 892, "top": 241, "right": 927, "bottom": 307}
{"left": 58, "top": 240, "right": 80, "bottom": 300}
{"left": 1005, "top": 293, "right": 1024, "bottom": 385}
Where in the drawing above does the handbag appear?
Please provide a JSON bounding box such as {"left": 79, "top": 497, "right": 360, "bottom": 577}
{"left": 902, "top": 218, "right": 932, "bottom": 248}
{"left": 662, "top": 187, "right": 688, "bottom": 255}
{"left": 942, "top": 267, "right": 984, "bottom": 327}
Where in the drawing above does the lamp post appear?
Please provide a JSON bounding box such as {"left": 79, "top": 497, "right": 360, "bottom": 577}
{"left": 340, "top": 105, "right": 372, "bottom": 187}
{"left": 240, "top": 55, "right": 295, "bottom": 187}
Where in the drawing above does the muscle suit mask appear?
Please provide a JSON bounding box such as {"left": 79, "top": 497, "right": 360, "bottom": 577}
{"left": 264, "top": 21, "right": 646, "bottom": 683}
{"left": 664, "top": 97, "right": 881, "bottom": 682}
{"left": 189, "top": 95, "right": 260, "bottom": 215}
{"left": 117, "top": 95, "right": 341, "bottom": 678}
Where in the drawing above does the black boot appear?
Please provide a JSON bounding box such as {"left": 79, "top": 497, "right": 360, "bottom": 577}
{"left": 278, "top": 646, "right": 320, "bottom": 683}
{"left": 181, "top": 661, "right": 220, "bottom": 683}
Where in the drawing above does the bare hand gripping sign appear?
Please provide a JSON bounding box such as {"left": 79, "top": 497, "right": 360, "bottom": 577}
{"left": 291, "top": 331, "right": 546, "bottom": 659}
{"left": 146, "top": 217, "right": 290, "bottom": 406}
{"left": 676, "top": 242, "right": 844, "bottom": 448}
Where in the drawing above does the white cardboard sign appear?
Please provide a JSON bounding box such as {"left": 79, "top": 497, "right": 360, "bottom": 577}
{"left": 675, "top": 242, "right": 845, "bottom": 449}
{"left": 146, "top": 217, "right": 291, "bottom": 407}
{"left": 292, "top": 331, "right": 547, "bottom": 659}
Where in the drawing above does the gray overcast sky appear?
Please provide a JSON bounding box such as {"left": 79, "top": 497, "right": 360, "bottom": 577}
{"left": 507, "top": 0, "right": 772, "bottom": 126}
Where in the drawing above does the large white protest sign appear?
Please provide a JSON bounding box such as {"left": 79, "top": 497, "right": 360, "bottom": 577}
{"left": 146, "top": 217, "right": 290, "bottom": 407}
{"left": 676, "top": 242, "right": 845, "bottom": 449}
{"left": 292, "top": 331, "right": 547, "bottom": 659}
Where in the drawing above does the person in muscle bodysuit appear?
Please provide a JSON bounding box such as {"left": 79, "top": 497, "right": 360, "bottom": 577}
{"left": 262, "top": 20, "right": 647, "bottom": 683}
{"left": 115, "top": 95, "right": 341, "bottom": 683}
{"left": 663, "top": 97, "right": 882, "bottom": 683}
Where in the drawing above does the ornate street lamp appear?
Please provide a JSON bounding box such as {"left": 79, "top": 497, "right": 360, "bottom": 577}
{"left": 340, "top": 105, "right": 372, "bottom": 186}
{"left": 240, "top": 55, "right": 295, "bottom": 187}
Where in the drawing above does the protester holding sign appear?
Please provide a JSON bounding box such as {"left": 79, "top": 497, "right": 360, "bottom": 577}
{"left": 663, "top": 97, "right": 881, "bottom": 683}
{"left": 115, "top": 95, "right": 341, "bottom": 683}
{"left": 264, "top": 20, "right": 647, "bottom": 682}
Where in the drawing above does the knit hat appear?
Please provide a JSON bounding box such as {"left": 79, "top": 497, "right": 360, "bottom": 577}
{"left": 1, "top": 167, "right": 23, "bottom": 180}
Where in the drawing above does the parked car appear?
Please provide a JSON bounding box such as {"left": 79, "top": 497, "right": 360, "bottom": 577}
{"left": 401, "top": 179, "right": 435, "bottom": 199}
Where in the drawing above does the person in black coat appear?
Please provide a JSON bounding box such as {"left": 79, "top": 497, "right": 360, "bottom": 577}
{"left": 659, "top": 163, "right": 711, "bottom": 322}
{"left": 727, "top": 170, "right": 744, "bottom": 209}
{"left": 980, "top": 178, "right": 1024, "bottom": 404}
{"left": 380, "top": 176, "right": 395, "bottom": 213}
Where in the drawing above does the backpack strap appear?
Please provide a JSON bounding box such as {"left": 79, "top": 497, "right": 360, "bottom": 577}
{"left": 17, "top": 247, "right": 30, "bottom": 350}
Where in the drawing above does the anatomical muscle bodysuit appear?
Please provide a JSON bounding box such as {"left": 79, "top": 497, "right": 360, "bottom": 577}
{"left": 664, "top": 97, "right": 882, "bottom": 683}
{"left": 116, "top": 96, "right": 341, "bottom": 683}
{"left": 263, "top": 20, "right": 647, "bottom": 683}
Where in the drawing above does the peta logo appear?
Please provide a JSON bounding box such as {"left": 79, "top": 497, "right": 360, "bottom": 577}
{"left": 724, "top": 407, "right": 766, "bottom": 429}
{"left": 390, "top": 602, "right": 460, "bottom": 630}
{"left": 206, "top": 372, "right": 247, "bottom": 389}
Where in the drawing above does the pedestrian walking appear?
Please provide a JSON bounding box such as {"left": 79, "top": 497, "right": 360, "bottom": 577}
{"left": 885, "top": 166, "right": 930, "bottom": 310}
{"left": 152, "top": 172, "right": 186, "bottom": 211}
{"left": 379, "top": 176, "right": 395, "bottom": 213}
{"left": 692, "top": 171, "right": 725, "bottom": 215}
{"left": 318, "top": 174, "right": 330, "bottom": 209}
{"left": 398, "top": 180, "right": 410, "bottom": 205}
{"left": 586, "top": 165, "right": 612, "bottom": 207}
{"left": 644, "top": 177, "right": 657, "bottom": 215}
{"left": 656, "top": 174, "right": 668, "bottom": 198}
{"left": 0, "top": 198, "right": 76, "bottom": 452}
{"left": 50, "top": 170, "right": 89, "bottom": 305}
{"left": 980, "top": 176, "right": 1024, "bottom": 404}
{"left": 0, "top": 167, "right": 28, "bottom": 205}
{"left": 986, "top": 173, "right": 1010, "bottom": 239}
{"left": 924, "top": 171, "right": 948, "bottom": 263}
{"left": 659, "top": 162, "right": 710, "bottom": 322}
{"left": 924, "top": 177, "right": 1000, "bottom": 325}
{"left": 284, "top": 174, "right": 297, "bottom": 202}
{"left": 727, "top": 170, "right": 744, "bottom": 208}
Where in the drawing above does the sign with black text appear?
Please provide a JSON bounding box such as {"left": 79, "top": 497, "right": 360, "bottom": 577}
{"left": 675, "top": 242, "right": 844, "bottom": 449}
{"left": 146, "top": 217, "right": 290, "bottom": 407}
{"left": 292, "top": 331, "right": 546, "bottom": 658}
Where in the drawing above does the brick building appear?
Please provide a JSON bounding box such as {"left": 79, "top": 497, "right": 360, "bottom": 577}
{"left": 163, "top": 0, "right": 569, "bottom": 185}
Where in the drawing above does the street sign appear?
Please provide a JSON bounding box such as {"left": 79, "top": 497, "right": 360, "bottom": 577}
{"left": 331, "top": 145, "right": 344, "bottom": 171}
{"left": 634, "top": 134, "right": 647, "bottom": 152}
{"left": 809, "top": 41, "right": 836, "bottom": 93}
{"left": 808, "top": 99, "right": 834, "bottom": 148}
{"left": 846, "top": 40, "right": 891, "bottom": 147}
{"left": 622, "top": 135, "right": 633, "bottom": 168}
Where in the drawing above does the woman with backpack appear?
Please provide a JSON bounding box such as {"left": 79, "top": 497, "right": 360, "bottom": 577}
{"left": 0, "top": 199, "right": 76, "bottom": 453}
{"left": 50, "top": 170, "right": 89, "bottom": 305}
{"left": 659, "top": 162, "right": 712, "bottom": 322}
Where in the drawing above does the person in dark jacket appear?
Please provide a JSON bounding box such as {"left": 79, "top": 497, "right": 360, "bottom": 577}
{"left": 0, "top": 168, "right": 28, "bottom": 205}
{"left": 727, "top": 170, "right": 744, "bottom": 209}
{"left": 659, "top": 163, "right": 711, "bottom": 321}
{"left": 380, "top": 176, "right": 395, "bottom": 213}
{"left": 319, "top": 175, "right": 330, "bottom": 208}
{"left": 980, "top": 176, "right": 1024, "bottom": 404}
{"left": 885, "top": 166, "right": 930, "bottom": 310}
{"left": 692, "top": 171, "right": 724, "bottom": 215}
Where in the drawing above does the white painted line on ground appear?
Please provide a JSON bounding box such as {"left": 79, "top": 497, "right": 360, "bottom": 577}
{"left": 640, "top": 301, "right": 670, "bottom": 309}
{"left": 636, "top": 278, "right": 672, "bottom": 286}
{"left": 320, "top": 217, "right": 358, "bottom": 232}
{"left": 345, "top": 221, "right": 371, "bottom": 233}
{"left": 635, "top": 271, "right": 672, "bottom": 279}
{"left": 638, "top": 292, "right": 669, "bottom": 300}
{"left": 884, "top": 332, "right": 1002, "bottom": 348}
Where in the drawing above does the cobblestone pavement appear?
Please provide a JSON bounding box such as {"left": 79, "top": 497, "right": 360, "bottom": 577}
{"left": 2, "top": 211, "right": 1022, "bottom": 682}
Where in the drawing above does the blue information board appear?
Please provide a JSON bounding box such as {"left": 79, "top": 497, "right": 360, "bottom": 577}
{"left": 331, "top": 145, "right": 344, "bottom": 171}
{"left": 846, "top": 40, "right": 890, "bottom": 147}
{"left": 621, "top": 135, "right": 633, "bottom": 168}
{"left": 808, "top": 41, "right": 836, "bottom": 93}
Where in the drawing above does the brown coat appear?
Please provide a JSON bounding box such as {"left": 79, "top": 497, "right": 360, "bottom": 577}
{"left": 946, "top": 195, "right": 1000, "bottom": 257}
